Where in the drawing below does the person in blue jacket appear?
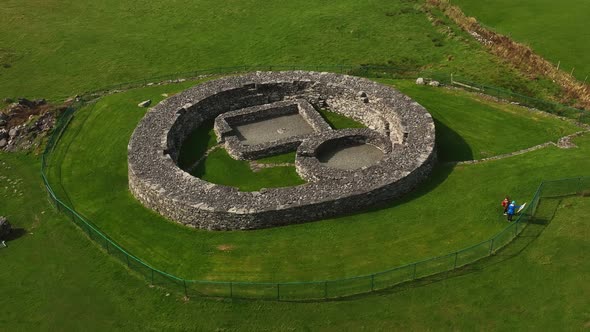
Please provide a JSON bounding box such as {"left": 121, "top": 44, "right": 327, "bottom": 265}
{"left": 506, "top": 201, "right": 520, "bottom": 221}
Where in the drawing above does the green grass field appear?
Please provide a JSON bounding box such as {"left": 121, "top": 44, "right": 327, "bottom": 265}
{"left": 193, "top": 148, "right": 305, "bottom": 191}
{"left": 453, "top": 0, "right": 590, "bottom": 81}
{"left": 318, "top": 108, "right": 366, "bottom": 129}
{"left": 385, "top": 80, "right": 581, "bottom": 161}
{"left": 42, "top": 81, "right": 585, "bottom": 283}
{"left": 2, "top": 152, "right": 588, "bottom": 330}
{"left": 2, "top": 0, "right": 589, "bottom": 329}
{"left": 0, "top": 0, "right": 564, "bottom": 102}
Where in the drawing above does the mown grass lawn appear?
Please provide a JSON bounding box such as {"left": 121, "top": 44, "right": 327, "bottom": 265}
{"left": 454, "top": 0, "right": 590, "bottom": 81}
{"left": 318, "top": 108, "right": 366, "bottom": 129}
{"left": 193, "top": 148, "right": 305, "bottom": 191}
{"left": 384, "top": 79, "right": 581, "bottom": 161}
{"left": 1, "top": 151, "right": 588, "bottom": 330}
{"left": 44, "top": 80, "right": 587, "bottom": 283}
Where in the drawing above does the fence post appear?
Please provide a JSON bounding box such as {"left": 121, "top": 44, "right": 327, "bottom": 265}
{"left": 126, "top": 254, "right": 130, "bottom": 268}
{"left": 276, "top": 283, "right": 280, "bottom": 301}
{"left": 183, "top": 280, "right": 188, "bottom": 298}
{"left": 324, "top": 281, "right": 328, "bottom": 299}
{"left": 578, "top": 177, "right": 583, "bottom": 195}
{"left": 371, "top": 274, "right": 375, "bottom": 291}
{"left": 412, "top": 263, "right": 417, "bottom": 280}
{"left": 489, "top": 239, "right": 495, "bottom": 255}
{"left": 230, "top": 282, "right": 233, "bottom": 298}
{"left": 105, "top": 239, "right": 110, "bottom": 254}
{"left": 453, "top": 252, "right": 458, "bottom": 269}
{"left": 151, "top": 269, "right": 154, "bottom": 285}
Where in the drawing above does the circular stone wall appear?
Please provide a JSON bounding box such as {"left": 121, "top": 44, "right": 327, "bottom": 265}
{"left": 128, "top": 71, "right": 436, "bottom": 230}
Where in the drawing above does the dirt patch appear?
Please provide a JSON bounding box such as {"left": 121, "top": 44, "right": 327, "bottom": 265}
{"left": 216, "top": 244, "right": 234, "bottom": 252}
{"left": 1, "top": 98, "right": 70, "bottom": 152}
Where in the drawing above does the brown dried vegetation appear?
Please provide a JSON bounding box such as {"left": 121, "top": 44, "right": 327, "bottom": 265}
{"left": 426, "top": 0, "right": 590, "bottom": 110}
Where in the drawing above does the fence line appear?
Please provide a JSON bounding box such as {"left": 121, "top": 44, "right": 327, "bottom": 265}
{"left": 61, "top": 64, "right": 588, "bottom": 124}
{"left": 41, "top": 66, "right": 590, "bottom": 301}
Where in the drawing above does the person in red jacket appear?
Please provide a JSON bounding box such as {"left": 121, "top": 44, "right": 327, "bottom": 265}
{"left": 501, "top": 196, "right": 510, "bottom": 215}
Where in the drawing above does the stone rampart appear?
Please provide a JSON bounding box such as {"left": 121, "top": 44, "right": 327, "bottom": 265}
{"left": 128, "top": 71, "right": 436, "bottom": 230}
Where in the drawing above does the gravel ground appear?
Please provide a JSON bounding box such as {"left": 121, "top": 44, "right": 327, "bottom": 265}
{"left": 318, "top": 143, "right": 384, "bottom": 170}
{"left": 235, "top": 114, "right": 314, "bottom": 145}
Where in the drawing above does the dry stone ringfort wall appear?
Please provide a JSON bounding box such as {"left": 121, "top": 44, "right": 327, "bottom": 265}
{"left": 128, "top": 71, "right": 436, "bottom": 230}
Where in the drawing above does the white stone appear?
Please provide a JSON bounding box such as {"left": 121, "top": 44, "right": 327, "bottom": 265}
{"left": 138, "top": 100, "right": 151, "bottom": 108}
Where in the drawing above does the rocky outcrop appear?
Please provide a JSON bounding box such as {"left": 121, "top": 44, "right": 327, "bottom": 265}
{"left": 0, "top": 98, "right": 66, "bottom": 152}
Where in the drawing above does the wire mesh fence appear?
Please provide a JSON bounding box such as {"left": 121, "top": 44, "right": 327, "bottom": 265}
{"left": 40, "top": 66, "right": 590, "bottom": 301}
{"left": 69, "top": 64, "right": 588, "bottom": 124}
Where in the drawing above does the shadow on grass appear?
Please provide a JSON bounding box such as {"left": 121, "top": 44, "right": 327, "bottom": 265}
{"left": 328, "top": 122, "right": 471, "bottom": 218}
{"left": 433, "top": 118, "right": 473, "bottom": 162}
{"left": 3, "top": 228, "right": 27, "bottom": 242}
{"left": 46, "top": 102, "right": 97, "bottom": 210}
{"left": 177, "top": 119, "right": 216, "bottom": 170}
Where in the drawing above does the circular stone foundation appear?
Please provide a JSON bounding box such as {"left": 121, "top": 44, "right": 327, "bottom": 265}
{"left": 317, "top": 141, "right": 384, "bottom": 170}
{"left": 128, "top": 71, "right": 436, "bottom": 230}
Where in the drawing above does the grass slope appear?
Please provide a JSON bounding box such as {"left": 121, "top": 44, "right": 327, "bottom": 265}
{"left": 176, "top": 119, "right": 217, "bottom": 170}
{"left": 256, "top": 151, "right": 297, "bottom": 164}
{"left": 45, "top": 81, "right": 587, "bottom": 282}
{"left": 453, "top": 0, "right": 590, "bottom": 81}
{"left": 318, "top": 108, "right": 366, "bottom": 129}
{"left": 0, "top": 0, "right": 561, "bottom": 101}
{"left": 2, "top": 152, "right": 588, "bottom": 330}
{"left": 386, "top": 79, "right": 581, "bottom": 161}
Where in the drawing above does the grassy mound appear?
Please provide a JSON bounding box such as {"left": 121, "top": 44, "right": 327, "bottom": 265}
{"left": 44, "top": 80, "right": 587, "bottom": 282}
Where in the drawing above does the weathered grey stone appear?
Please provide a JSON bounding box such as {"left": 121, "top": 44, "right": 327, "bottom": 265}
{"left": 138, "top": 100, "right": 151, "bottom": 108}
{"left": 0, "top": 138, "right": 6, "bottom": 148}
{"left": 428, "top": 80, "right": 440, "bottom": 87}
{"left": 416, "top": 77, "right": 425, "bottom": 85}
{"left": 0, "top": 216, "right": 11, "bottom": 239}
{"left": 8, "top": 128, "right": 18, "bottom": 137}
{"left": 128, "top": 71, "right": 436, "bottom": 230}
